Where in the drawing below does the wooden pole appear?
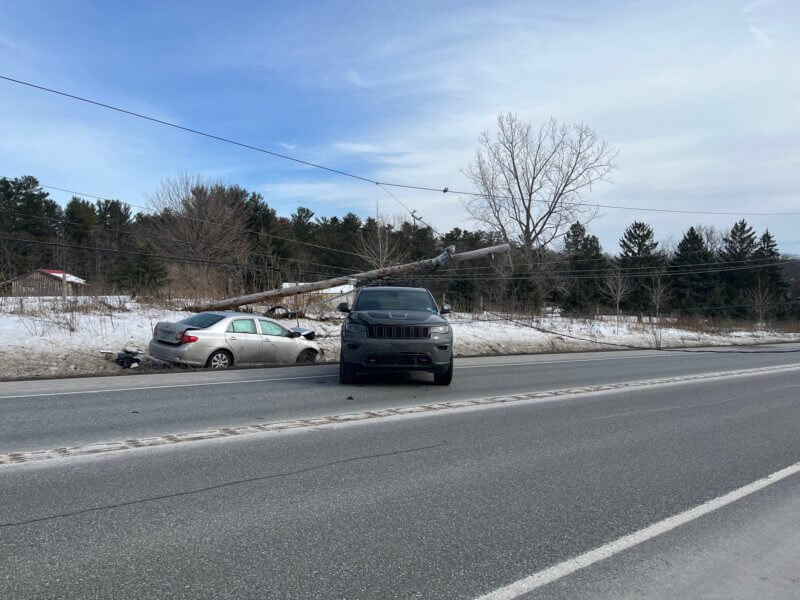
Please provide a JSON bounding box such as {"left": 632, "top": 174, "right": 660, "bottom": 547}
{"left": 185, "top": 243, "right": 510, "bottom": 312}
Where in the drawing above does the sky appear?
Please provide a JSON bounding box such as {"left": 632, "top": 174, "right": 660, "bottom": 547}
{"left": 1, "top": 0, "right": 798, "bottom": 253}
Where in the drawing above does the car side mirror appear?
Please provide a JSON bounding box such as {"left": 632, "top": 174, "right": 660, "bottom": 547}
{"left": 338, "top": 302, "right": 351, "bottom": 313}
{"left": 441, "top": 304, "right": 451, "bottom": 315}
{"left": 289, "top": 330, "right": 302, "bottom": 338}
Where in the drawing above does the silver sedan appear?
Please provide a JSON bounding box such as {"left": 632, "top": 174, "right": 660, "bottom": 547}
{"left": 148, "top": 311, "right": 321, "bottom": 369}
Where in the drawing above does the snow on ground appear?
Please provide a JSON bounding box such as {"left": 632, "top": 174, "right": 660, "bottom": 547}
{"left": 0, "top": 296, "right": 798, "bottom": 381}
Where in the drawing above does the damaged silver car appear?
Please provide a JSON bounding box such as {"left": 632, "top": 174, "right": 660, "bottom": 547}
{"left": 148, "top": 311, "right": 320, "bottom": 369}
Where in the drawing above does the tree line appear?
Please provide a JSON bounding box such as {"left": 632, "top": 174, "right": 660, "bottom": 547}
{"left": 1, "top": 174, "right": 797, "bottom": 321}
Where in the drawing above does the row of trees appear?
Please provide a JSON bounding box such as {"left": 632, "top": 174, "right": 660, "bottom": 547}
{"left": 555, "top": 220, "right": 788, "bottom": 320}
{"left": 1, "top": 174, "right": 796, "bottom": 320}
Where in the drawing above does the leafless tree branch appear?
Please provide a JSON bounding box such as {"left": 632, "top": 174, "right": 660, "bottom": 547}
{"left": 463, "top": 114, "right": 617, "bottom": 268}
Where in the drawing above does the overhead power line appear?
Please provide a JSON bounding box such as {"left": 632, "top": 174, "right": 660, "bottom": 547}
{"left": 377, "top": 184, "right": 442, "bottom": 237}
{"left": 4, "top": 179, "right": 366, "bottom": 261}
{"left": 0, "top": 235, "right": 287, "bottom": 273}
{"left": 0, "top": 207, "right": 354, "bottom": 275}
{"left": 413, "top": 258, "right": 800, "bottom": 280}
{"left": 4, "top": 177, "right": 797, "bottom": 282}
{"left": 4, "top": 74, "right": 796, "bottom": 219}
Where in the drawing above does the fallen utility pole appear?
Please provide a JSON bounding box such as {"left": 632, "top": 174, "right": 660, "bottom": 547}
{"left": 185, "top": 243, "right": 511, "bottom": 312}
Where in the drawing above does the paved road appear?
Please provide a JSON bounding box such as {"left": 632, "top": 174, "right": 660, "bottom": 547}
{"left": 2, "top": 345, "right": 800, "bottom": 453}
{"left": 1, "top": 345, "right": 800, "bottom": 598}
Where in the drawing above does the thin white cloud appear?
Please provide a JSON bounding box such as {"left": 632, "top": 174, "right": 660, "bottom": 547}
{"left": 333, "top": 141, "right": 388, "bottom": 154}
{"left": 747, "top": 25, "right": 775, "bottom": 47}
{"left": 344, "top": 70, "right": 373, "bottom": 88}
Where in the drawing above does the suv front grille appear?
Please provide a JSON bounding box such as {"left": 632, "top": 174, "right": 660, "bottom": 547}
{"left": 367, "top": 325, "right": 430, "bottom": 339}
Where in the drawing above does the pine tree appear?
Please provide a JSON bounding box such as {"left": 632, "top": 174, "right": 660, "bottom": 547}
{"left": 670, "top": 226, "right": 715, "bottom": 314}
{"left": 719, "top": 219, "right": 757, "bottom": 316}
{"left": 0, "top": 175, "right": 63, "bottom": 274}
{"left": 617, "top": 221, "right": 664, "bottom": 314}
{"left": 561, "top": 222, "right": 607, "bottom": 313}
{"left": 753, "top": 230, "right": 787, "bottom": 314}
{"left": 111, "top": 244, "right": 168, "bottom": 297}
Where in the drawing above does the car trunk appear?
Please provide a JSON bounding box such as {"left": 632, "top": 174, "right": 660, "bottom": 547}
{"left": 154, "top": 322, "right": 190, "bottom": 345}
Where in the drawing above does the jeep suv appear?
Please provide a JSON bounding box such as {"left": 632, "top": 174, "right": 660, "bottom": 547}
{"left": 338, "top": 286, "right": 453, "bottom": 385}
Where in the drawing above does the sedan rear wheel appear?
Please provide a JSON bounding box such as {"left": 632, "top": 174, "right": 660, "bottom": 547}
{"left": 206, "top": 350, "right": 233, "bottom": 369}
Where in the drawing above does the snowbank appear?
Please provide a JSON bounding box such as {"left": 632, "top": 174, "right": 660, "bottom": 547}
{"left": 0, "top": 296, "right": 797, "bottom": 381}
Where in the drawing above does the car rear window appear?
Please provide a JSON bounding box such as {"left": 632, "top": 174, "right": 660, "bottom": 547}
{"left": 178, "top": 313, "right": 225, "bottom": 329}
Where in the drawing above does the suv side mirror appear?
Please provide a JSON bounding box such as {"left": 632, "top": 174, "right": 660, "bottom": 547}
{"left": 337, "top": 302, "right": 351, "bottom": 313}
{"left": 441, "top": 304, "right": 451, "bottom": 315}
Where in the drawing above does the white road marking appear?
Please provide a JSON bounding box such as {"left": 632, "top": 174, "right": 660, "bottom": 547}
{"left": 474, "top": 460, "right": 800, "bottom": 600}
{"left": 454, "top": 352, "right": 667, "bottom": 369}
{"left": 0, "top": 352, "right": 673, "bottom": 400}
{"left": 3, "top": 363, "right": 799, "bottom": 466}
{"left": 0, "top": 374, "right": 330, "bottom": 400}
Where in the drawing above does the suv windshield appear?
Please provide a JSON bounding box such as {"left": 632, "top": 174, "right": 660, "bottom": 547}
{"left": 354, "top": 289, "right": 437, "bottom": 313}
{"left": 178, "top": 313, "right": 225, "bottom": 329}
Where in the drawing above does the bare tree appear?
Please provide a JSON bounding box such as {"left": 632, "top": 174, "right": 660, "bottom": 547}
{"left": 695, "top": 225, "right": 724, "bottom": 256}
{"left": 355, "top": 216, "right": 407, "bottom": 270}
{"left": 146, "top": 174, "right": 252, "bottom": 299}
{"left": 645, "top": 272, "right": 671, "bottom": 319}
{"left": 601, "top": 269, "right": 632, "bottom": 320}
{"left": 746, "top": 278, "right": 772, "bottom": 327}
{"left": 463, "top": 114, "right": 618, "bottom": 267}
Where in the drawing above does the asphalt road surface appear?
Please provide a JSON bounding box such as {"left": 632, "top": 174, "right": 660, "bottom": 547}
{"left": 2, "top": 345, "right": 800, "bottom": 599}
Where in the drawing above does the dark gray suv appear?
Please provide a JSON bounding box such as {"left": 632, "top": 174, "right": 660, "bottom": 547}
{"left": 338, "top": 286, "right": 453, "bottom": 385}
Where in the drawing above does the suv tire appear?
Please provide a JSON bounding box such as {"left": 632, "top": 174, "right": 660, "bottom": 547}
{"left": 433, "top": 358, "right": 453, "bottom": 386}
{"left": 339, "top": 355, "right": 356, "bottom": 384}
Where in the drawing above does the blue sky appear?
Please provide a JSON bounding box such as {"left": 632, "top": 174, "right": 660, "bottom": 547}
{"left": 1, "top": 0, "right": 798, "bottom": 252}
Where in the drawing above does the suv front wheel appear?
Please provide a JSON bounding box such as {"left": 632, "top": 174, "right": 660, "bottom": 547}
{"left": 433, "top": 358, "right": 453, "bottom": 386}
{"left": 339, "top": 354, "right": 356, "bottom": 384}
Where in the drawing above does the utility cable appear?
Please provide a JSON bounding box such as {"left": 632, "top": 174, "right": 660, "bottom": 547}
{"left": 6, "top": 75, "right": 793, "bottom": 221}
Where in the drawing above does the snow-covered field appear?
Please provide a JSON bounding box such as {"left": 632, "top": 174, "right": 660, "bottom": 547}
{"left": 1, "top": 296, "right": 798, "bottom": 381}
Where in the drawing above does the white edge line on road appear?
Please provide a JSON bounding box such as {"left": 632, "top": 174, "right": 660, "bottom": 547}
{"left": 474, "top": 460, "right": 800, "bottom": 600}
{"left": 0, "top": 352, "right": 671, "bottom": 400}
{"left": 0, "top": 374, "right": 331, "bottom": 400}
{"left": 3, "top": 363, "right": 799, "bottom": 467}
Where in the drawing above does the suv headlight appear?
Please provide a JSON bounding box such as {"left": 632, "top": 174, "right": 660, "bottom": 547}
{"left": 430, "top": 325, "right": 450, "bottom": 334}
{"left": 345, "top": 322, "right": 366, "bottom": 333}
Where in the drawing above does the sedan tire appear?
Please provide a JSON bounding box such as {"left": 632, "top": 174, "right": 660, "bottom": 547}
{"left": 296, "top": 349, "right": 317, "bottom": 364}
{"left": 206, "top": 350, "right": 233, "bottom": 369}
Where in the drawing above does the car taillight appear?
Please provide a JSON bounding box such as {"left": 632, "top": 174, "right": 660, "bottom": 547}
{"left": 181, "top": 333, "right": 199, "bottom": 344}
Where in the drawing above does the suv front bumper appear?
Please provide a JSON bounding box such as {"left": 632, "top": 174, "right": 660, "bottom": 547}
{"left": 341, "top": 337, "right": 452, "bottom": 373}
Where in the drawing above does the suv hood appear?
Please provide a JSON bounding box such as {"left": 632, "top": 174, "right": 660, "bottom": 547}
{"left": 351, "top": 310, "right": 447, "bottom": 325}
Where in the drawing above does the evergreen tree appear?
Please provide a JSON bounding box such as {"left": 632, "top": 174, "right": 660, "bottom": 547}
{"left": 64, "top": 197, "right": 98, "bottom": 244}
{"left": 561, "top": 222, "right": 607, "bottom": 313}
{"left": 617, "top": 221, "right": 664, "bottom": 314}
{"left": 670, "top": 226, "right": 715, "bottom": 314}
{"left": 719, "top": 219, "right": 757, "bottom": 316}
{"left": 0, "top": 176, "right": 63, "bottom": 274}
{"left": 111, "top": 244, "right": 168, "bottom": 297}
{"left": 92, "top": 199, "right": 134, "bottom": 291}
{"left": 753, "top": 230, "right": 787, "bottom": 313}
